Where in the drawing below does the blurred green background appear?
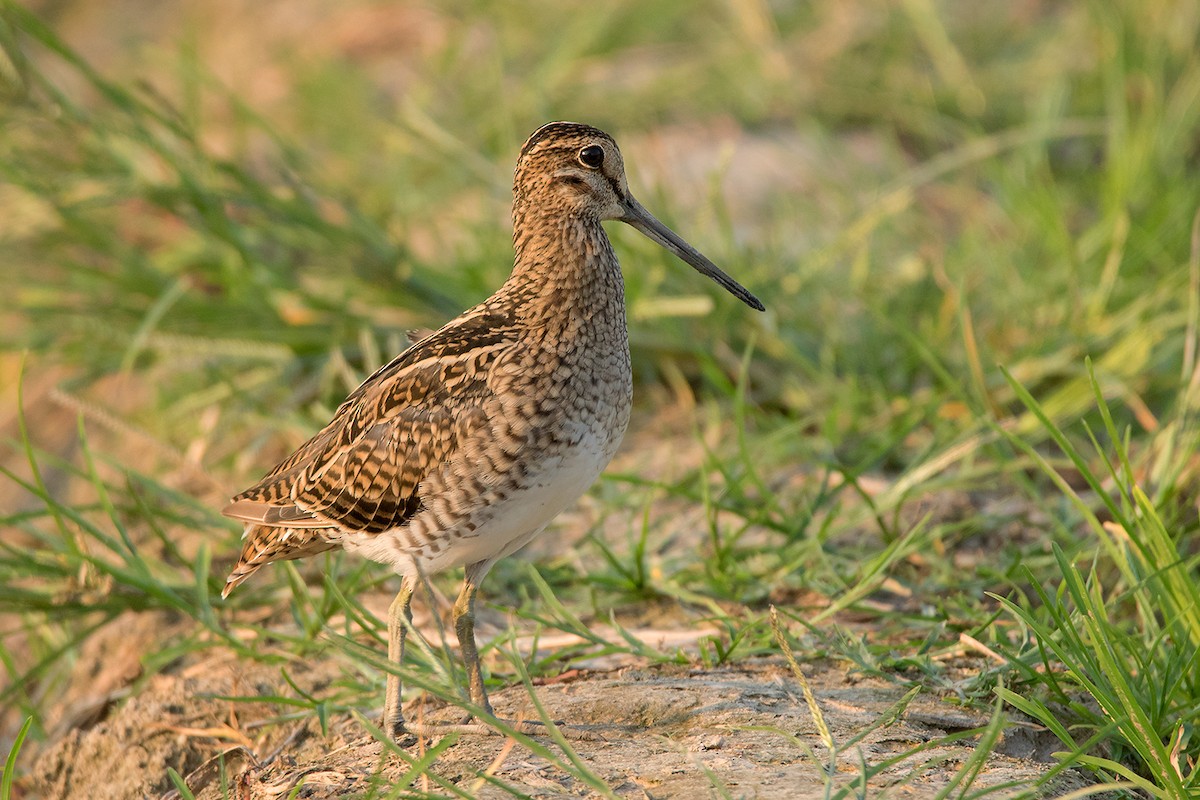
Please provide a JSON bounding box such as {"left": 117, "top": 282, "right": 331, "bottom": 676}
{"left": 5, "top": 0, "right": 1199, "bottom": 460}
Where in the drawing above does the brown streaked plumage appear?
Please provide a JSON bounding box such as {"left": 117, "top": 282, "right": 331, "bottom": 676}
{"left": 222, "top": 121, "right": 764, "bottom": 740}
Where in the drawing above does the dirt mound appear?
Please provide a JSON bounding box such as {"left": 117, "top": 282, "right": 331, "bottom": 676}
{"left": 24, "top": 612, "right": 1095, "bottom": 799}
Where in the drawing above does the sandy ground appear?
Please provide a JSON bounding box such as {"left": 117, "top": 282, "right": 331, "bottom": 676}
{"left": 18, "top": 606, "right": 1098, "bottom": 800}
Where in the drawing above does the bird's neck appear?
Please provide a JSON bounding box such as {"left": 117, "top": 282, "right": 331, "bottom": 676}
{"left": 506, "top": 212, "right": 627, "bottom": 329}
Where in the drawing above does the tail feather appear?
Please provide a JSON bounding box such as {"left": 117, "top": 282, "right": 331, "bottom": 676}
{"left": 222, "top": 524, "right": 340, "bottom": 597}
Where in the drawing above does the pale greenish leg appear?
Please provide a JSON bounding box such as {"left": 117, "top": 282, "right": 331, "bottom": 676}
{"left": 397, "top": 565, "right": 601, "bottom": 740}
{"left": 383, "top": 578, "right": 415, "bottom": 740}
{"left": 452, "top": 574, "right": 493, "bottom": 716}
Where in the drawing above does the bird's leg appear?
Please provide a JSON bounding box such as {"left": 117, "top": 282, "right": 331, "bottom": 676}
{"left": 452, "top": 575, "right": 493, "bottom": 717}
{"left": 396, "top": 568, "right": 603, "bottom": 742}
{"left": 383, "top": 578, "right": 415, "bottom": 740}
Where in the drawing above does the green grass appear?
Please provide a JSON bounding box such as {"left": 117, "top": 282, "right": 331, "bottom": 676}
{"left": 3, "top": 0, "right": 1200, "bottom": 797}
{"left": 1, "top": 717, "right": 31, "bottom": 800}
{"left": 993, "top": 363, "right": 1200, "bottom": 797}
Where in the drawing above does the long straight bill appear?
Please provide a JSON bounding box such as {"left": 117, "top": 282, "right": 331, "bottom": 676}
{"left": 620, "top": 195, "right": 765, "bottom": 312}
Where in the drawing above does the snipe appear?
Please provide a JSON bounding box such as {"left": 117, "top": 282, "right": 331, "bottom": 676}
{"left": 221, "top": 122, "right": 764, "bottom": 740}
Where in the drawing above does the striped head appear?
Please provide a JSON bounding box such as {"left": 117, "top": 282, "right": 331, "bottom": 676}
{"left": 515, "top": 122, "right": 630, "bottom": 222}
{"left": 514, "top": 122, "right": 765, "bottom": 311}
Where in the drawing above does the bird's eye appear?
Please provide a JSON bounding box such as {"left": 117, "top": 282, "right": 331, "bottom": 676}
{"left": 578, "top": 145, "right": 604, "bottom": 169}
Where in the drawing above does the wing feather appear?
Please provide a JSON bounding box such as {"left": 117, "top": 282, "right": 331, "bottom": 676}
{"left": 222, "top": 308, "right": 518, "bottom": 592}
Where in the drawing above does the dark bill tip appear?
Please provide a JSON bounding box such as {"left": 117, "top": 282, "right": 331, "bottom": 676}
{"left": 620, "top": 196, "right": 765, "bottom": 312}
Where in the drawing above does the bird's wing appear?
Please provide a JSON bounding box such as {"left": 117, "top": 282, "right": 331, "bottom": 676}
{"left": 224, "top": 403, "right": 469, "bottom": 533}
{"left": 221, "top": 308, "right": 517, "bottom": 588}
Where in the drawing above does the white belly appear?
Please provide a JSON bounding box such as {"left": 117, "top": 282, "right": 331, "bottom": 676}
{"left": 344, "top": 420, "right": 620, "bottom": 576}
{"left": 452, "top": 431, "right": 610, "bottom": 564}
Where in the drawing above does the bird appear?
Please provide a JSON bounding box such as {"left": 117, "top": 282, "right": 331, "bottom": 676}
{"left": 220, "top": 121, "right": 764, "bottom": 740}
